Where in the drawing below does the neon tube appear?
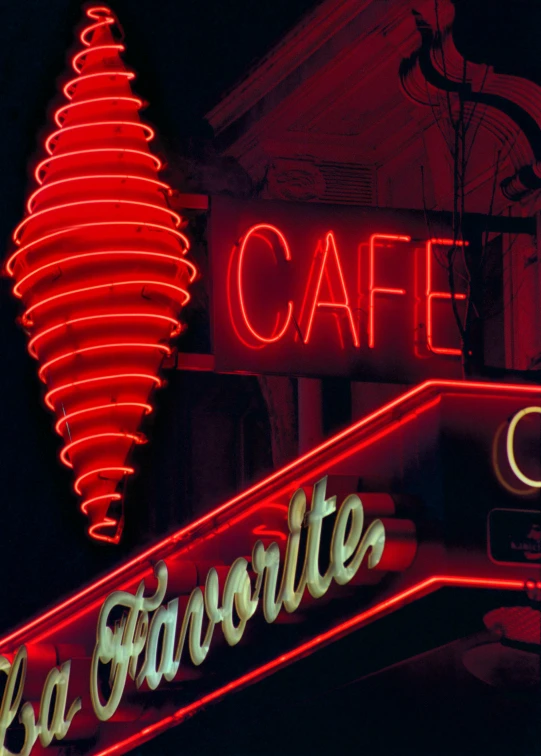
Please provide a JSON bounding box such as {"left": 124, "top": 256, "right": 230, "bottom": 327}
{"left": 34, "top": 149, "right": 162, "bottom": 187}
{"left": 60, "top": 431, "right": 143, "bottom": 468}
{"left": 55, "top": 402, "right": 152, "bottom": 435}
{"left": 0, "top": 378, "right": 536, "bottom": 649}
{"left": 23, "top": 280, "right": 190, "bottom": 327}
{"left": 80, "top": 492, "right": 122, "bottom": 515}
{"left": 15, "top": 251, "right": 196, "bottom": 298}
{"left": 54, "top": 97, "right": 144, "bottom": 127}
{"left": 45, "top": 121, "right": 155, "bottom": 156}
{"left": 38, "top": 342, "right": 172, "bottom": 382}
{"left": 236, "top": 224, "right": 294, "bottom": 344}
{"left": 63, "top": 71, "right": 135, "bottom": 100}
{"left": 425, "top": 238, "right": 467, "bottom": 355}
{"left": 14, "top": 199, "right": 182, "bottom": 243}
{"left": 72, "top": 44, "right": 125, "bottom": 73}
{"left": 29, "top": 315, "right": 181, "bottom": 359}
{"left": 47, "top": 374, "right": 162, "bottom": 412}
{"left": 303, "top": 232, "right": 359, "bottom": 347}
{"left": 8, "top": 221, "right": 190, "bottom": 276}
{"left": 74, "top": 466, "right": 135, "bottom": 495}
{"left": 92, "top": 573, "right": 525, "bottom": 756}
{"left": 368, "top": 234, "right": 411, "bottom": 349}
{"left": 7, "top": 2, "right": 198, "bottom": 543}
{"left": 27, "top": 175, "right": 171, "bottom": 213}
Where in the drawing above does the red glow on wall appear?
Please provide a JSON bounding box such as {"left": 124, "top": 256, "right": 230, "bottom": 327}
{"left": 6, "top": 6, "right": 197, "bottom": 543}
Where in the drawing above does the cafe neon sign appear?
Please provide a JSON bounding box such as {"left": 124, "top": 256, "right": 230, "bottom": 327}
{"left": 228, "top": 224, "right": 468, "bottom": 355}
{"left": 0, "top": 477, "right": 389, "bottom": 754}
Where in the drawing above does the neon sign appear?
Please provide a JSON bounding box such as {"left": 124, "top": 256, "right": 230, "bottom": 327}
{"left": 0, "top": 651, "right": 81, "bottom": 756}
{"left": 0, "top": 476, "right": 415, "bottom": 754}
{"left": 1, "top": 381, "right": 538, "bottom": 756}
{"left": 212, "top": 197, "right": 472, "bottom": 381}
{"left": 6, "top": 5, "right": 198, "bottom": 543}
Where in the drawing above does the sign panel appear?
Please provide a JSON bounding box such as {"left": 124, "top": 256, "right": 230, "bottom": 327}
{"left": 210, "top": 197, "right": 475, "bottom": 381}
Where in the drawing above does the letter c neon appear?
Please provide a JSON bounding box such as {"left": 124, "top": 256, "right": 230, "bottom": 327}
{"left": 237, "top": 224, "right": 293, "bottom": 344}
{"left": 506, "top": 406, "right": 541, "bottom": 487}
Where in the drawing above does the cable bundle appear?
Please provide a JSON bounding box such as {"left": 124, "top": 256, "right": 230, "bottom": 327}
{"left": 7, "top": 6, "right": 197, "bottom": 543}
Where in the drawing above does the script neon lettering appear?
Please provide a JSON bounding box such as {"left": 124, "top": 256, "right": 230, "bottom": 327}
{"left": 425, "top": 238, "right": 467, "bottom": 355}
{"left": 90, "top": 477, "right": 386, "bottom": 720}
{"left": 0, "top": 648, "right": 81, "bottom": 756}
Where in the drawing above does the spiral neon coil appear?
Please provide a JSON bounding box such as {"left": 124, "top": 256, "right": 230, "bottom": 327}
{"left": 7, "top": 6, "right": 198, "bottom": 543}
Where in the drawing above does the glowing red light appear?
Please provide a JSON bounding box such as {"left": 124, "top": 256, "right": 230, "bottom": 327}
{"left": 27, "top": 175, "right": 171, "bottom": 213}
{"left": 54, "top": 96, "right": 144, "bottom": 127}
{"left": 5, "top": 5, "right": 197, "bottom": 543}
{"left": 235, "top": 224, "right": 294, "bottom": 345}
{"left": 54, "top": 402, "right": 153, "bottom": 435}
{"left": 63, "top": 71, "right": 136, "bottom": 100}
{"left": 22, "top": 280, "right": 190, "bottom": 328}
{"left": 38, "top": 342, "right": 172, "bottom": 382}
{"left": 14, "top": 250, "right": 196, "bottom": 299}
{"left": 74, "top": 466, "right": 135, "bottom": 495}
{"left": 426, "top": 239, "right": 467, "bottom": 355}
{"left": 46, "top": 374, "right": 162, "bottom": 412}
{"left": 33, "top": 149, "right": 162, "bottom": 188}
{"left": 0, "top": 379, "right": 537, "bottom": 653}
{"left": 368, "top": 234, "right": 411, "bottom": 348}
{"left": 29, "top": 314, "right": 181, "bottom": 359}
{"left": 303, "top": 232, "right": 359, "bottom": 347}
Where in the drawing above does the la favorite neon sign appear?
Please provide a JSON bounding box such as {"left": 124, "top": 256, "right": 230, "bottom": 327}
{"left": 1, "top": 383, "right": 538, "bottom": 756}
{"left": 228, "top": 224, "right": 467, "bottom": 356}
{"left": 0, "top": 477, "right": 397, "bottom": 755}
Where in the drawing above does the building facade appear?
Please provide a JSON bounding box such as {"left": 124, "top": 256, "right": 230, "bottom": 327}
{"left": 1, "top": 2, "right": 540, "bottom": 755}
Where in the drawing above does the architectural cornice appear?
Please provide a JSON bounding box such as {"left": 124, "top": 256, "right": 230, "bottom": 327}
{"left": 207, "top": 0, "right": 374, "bottom": 134}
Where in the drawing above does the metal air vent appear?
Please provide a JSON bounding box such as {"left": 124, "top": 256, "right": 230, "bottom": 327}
{"left": 316, "top": 161, "right": 375, "bottom": 206}
{"left": 267, "top": 158, "right": 375, "bottom": 206}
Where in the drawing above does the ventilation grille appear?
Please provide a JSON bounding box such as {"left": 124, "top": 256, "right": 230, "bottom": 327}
{"left": 316, "top": 161, "right": 375, "bottom": 206}
{"left": 268, "top": 158, "right": 376, "bottom": 206}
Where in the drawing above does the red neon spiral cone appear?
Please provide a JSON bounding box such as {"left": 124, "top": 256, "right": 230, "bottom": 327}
{"left": 7, "top": 6, "right": 197, "bottom": 543}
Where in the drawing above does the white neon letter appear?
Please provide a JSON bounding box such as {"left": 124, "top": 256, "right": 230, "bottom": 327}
{"left": 506, "top": 407, "right": 541, "bottom": 487}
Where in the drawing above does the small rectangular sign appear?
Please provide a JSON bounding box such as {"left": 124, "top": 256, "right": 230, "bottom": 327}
{"left": 488, "top": 508, "right": 541, "bottom": 565}
{"left": 210, "top": 196, "right": 476, "bottom": 381}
